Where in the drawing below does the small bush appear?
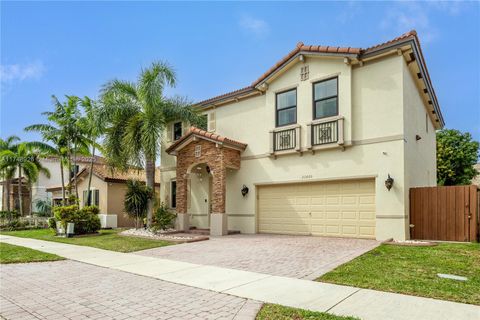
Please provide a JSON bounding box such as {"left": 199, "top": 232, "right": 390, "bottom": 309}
{"left": 52, "top": 205, "right": 101, "bottom": 235}
{"left": 152, "top": 203, "right": 176, "bottom": 231}
{"left": 0, "top": 211, "right": 20, "bottom": 219}
{"left": 1, "top": 219, "right": 28, "bottom": 231}
{"left": 48, "top": 217, "right": 57, "bottom": 230}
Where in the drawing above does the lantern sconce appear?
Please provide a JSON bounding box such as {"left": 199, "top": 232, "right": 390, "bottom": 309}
{"left": 241, "top": 185, "right": 249, "bottom": 197}
{"left": 385, "top": 174, "right": 394, "bottom": 191}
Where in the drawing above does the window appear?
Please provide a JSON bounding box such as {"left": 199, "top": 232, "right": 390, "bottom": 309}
{"left": 83, "top": 189, "right": 99, "bottom": 207}
{"left": 70, "top": 165, "right": 80, "bottom": 179}
{"left": 170, "top": 180, "right": 177, "bottom": 208}
{"left": 173, "top": 122, "right": 182, "bottom": 141}
{"left": 199, "top": 114, "right": 208, "bottom": 131}
{"left": 208, "top": 112, "right": 216, "bottom": 132}
{"left": 313, "top": 77, "right": 338, "bottom": 119}
{"left": 276, "top": 89, "right": 297, "bottom": 127}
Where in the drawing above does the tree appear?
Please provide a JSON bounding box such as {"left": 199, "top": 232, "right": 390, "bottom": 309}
{"left": 27, "top": 95, "right": 90, "bottom": 204}
{"left": 78, "top": 97, "right": 104, "bottom": 206}
{"left": 0, "top": 136, "right": 20, "bottom": 211}
{"left": 0, "top": 143, "right": 52, "bottom": 215}
{"left": 100, "top": 61, "right": 203, "bottom": 227}
{"left": 124, "top": 179, "right": 151, "bottom": 228}
{"left": 437, "top": 129, "right": 480, "bottom": 186}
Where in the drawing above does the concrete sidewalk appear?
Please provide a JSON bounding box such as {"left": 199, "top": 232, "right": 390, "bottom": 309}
{"left": 1, "top": 235, "right": 479, "bottom": 320}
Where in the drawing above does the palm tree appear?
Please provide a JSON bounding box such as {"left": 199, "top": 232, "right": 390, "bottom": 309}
{"left": 79, "top": 97, "right": 104, "bottom": 206}
{"left": 0, "top": 143, "right": 52, "bottom": 216}
{"left": 25, "top": 119, "right": 69, "bottom": 205}
{"left": 27, "top": 95, "right": 89, "bottom": 204}
{"left": 100, "top": 61, "right": 202, "bottom": 227}
{"left": 0, "top": 136, "right": 20, "bottom": 211}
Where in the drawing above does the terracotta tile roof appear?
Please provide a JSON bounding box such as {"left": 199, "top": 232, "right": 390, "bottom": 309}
{"left": 78, "top": 164, "right": 160, "bottom": 184}
{"left": 166, "top": 127, "right": 247, "bottom": 154}
{"left": 363, "top": 30, "right": 417, "bottom": 53}
{"left": 195, "top": 31, "right": 440, "bottom": 120}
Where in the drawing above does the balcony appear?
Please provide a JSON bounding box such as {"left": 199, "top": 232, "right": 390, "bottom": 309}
{"left": 307, "top": 116, "right": 344, "bottom": 149}
{"left": 269, "top": 124, "right": 301, "bottom": 154}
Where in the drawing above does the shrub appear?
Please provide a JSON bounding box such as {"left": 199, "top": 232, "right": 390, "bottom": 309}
{"left": 124, "top": 179, "right": 151, "bottom": 228}
{"left": 48, "top": 217, "right": 57, "bottom": 230}
{"left": 52, "top": 205, "right": 101, "bottom": 235}
{"left": 152, "top": 203, "right": 176, "bottom": 231}
{"left": 0, "top": 211, "right": 20, "bottom": 220}
{"left": 33, "top": 199, "right": 52, "bottom": 217}
{"left": 1, "top": 219, "right": 28, "bottom": 231}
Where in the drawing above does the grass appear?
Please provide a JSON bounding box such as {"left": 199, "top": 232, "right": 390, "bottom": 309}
{"left": 1, "top": 228, "right": 175, "bottom": 253}
{"left": 318, "top": 243, "right": 480, "bottom": 305}
{"left": 256, "top": 304, "right": 359, "bottom": 320}
{"left": 0, "top": 242, "right": 64, "bottom": 264}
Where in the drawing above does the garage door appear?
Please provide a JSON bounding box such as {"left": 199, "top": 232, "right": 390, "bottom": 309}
{"left": 257, "top": 179, "right": 376, "bottom": 238}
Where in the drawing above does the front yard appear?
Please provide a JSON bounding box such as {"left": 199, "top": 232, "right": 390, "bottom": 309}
{"left": 0, "top": 242, "right": 64, "bottom": 264}
{"left": 1, "top": 228, "right": 174, "bottom": 252}
{"left": 256, "top": 304, "right": 358, "bottom": 320}
{"left": 318, "top": 243, "right": 480, "bottom": 305}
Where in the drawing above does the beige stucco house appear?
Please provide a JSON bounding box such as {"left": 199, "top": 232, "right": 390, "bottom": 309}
{"left": 160, "top": 30, "right": 444, "bottom": 241}
{"left": 48, "top": 164, "right": 160, "bottom": 227}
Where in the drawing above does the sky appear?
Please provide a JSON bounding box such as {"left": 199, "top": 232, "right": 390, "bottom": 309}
{"left": 1, "top": 1, "right": 479, "bottom": 143}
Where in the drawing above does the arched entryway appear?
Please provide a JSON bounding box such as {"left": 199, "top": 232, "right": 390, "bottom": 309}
{"left": 166, "top": 127, "right": 247, "bottom": 235}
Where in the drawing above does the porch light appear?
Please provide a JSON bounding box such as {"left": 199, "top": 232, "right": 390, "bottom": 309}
{"left": 385, "top": 174, "right": 394, "bottom": 191}
{"left": 241, "top": 185, "right": 249, "bottom": 197}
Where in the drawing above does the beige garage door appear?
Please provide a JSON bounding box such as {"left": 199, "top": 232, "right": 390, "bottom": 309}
{"left": 257, "top": 179, "right": 376, "bottom": 238}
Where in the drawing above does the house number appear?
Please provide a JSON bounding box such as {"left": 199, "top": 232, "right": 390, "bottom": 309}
{"left": 302, "top": 175, "right": 313, "bottom": 179}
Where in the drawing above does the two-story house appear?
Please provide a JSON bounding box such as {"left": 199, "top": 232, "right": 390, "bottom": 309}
{"left": 160, "top": 30, "right": 444, "bottom": 241}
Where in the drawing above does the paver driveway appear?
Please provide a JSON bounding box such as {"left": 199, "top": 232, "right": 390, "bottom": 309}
{"left": 0, "top": 260, "right": 262, "bottom": 320}
{"left": 137, "top": 234, "right": 379, "bottom": 280}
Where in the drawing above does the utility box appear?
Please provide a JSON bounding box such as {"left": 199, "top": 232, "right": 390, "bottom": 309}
{"left": 98, "top": 214, "right": 117, "bottom": 228}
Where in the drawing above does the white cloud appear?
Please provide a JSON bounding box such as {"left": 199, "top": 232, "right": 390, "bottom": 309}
{"left": 239, "top": 15, "right": 270, "bottom": 37}
{"left": 0, "top": 61, "right": 45, "bottom": 83}
{"left": 380, "top": 2, "right": 439, "bottom": 44}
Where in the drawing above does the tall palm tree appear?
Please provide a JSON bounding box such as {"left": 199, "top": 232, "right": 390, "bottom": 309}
{"left": 0, "top": 136, "right": 20, "bottom": 211}
{"left": 100, "top": 61, "right": 202, "bottom": 227}
{"left": 28, "top": 95, "right": 89, "bottom": 203}
{"left": 0, "top": 143, "right": 52, "bottom": 215}
{"left": 79, "top": 96, "right": 104, "bottom": 206}
{"left": 25, "top": 119, "right": 69, "bottom": 205}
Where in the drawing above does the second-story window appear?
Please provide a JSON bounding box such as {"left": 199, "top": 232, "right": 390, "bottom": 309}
{"left": 276, "top": 89, "right": 297, "bottom": 127}
{"left": 173, "top": 122, "right": 183, "bottom": 141}
{"left": 313, "top": 77, "right": 338, "bottom": 119}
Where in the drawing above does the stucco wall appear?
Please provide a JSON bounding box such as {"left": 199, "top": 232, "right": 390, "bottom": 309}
{"left": 161, "top": 53, "right": 435, "bottom": 240}
{"left": 402, "top": 58, "right": 437, "bottom": 238}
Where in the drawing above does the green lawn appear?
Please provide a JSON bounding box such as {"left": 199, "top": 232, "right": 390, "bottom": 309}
{"left": 1, "top": 228, "right": 174, "bottom": 253}
{"left": 0, "top": 242, "right": 64, "bottom": 264}
{"left": 256, "top": 304, "right": 359, "bottom": 320}
{"left": 318, "top": 243, "right": 480, "bottom": 305}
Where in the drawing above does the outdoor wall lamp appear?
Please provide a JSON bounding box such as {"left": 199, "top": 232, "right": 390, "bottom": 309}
{"left": 385, "top": 174, "right": 394, "bottom": 191}
{"left": 241, "top": 185, "right": 249, "bottom": 197}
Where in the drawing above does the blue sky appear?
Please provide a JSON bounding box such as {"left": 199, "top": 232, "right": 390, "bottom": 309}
{"left": 1, "top": 1, "right": 479, "bottom": 143}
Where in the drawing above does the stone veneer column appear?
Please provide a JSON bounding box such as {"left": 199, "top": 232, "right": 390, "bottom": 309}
{"left": 175, "top": 169, "right": 189, "bottom": 231}
{"left": 210, "top": 151, "right": 227, "bottom": 236}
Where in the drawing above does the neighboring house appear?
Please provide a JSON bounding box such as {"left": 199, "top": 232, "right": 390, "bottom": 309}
{"left": 160, "top": 30, "right": 444, "bottom": 241}
{"left": 47, "top": 164, "right": 160, "bottom": 227}
{"left": 472, "top": 163, "right": 480, "bottom": 186}
{"left": 0, "top": 156, "right": 104, "bottom": 213}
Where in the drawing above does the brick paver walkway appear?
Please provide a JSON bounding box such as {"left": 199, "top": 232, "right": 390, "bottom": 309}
{"left": 137, "top": 234, "right": 379, "bottom": 279}
{"left": 0, "top": 260, "right": 262, "bottom": 320}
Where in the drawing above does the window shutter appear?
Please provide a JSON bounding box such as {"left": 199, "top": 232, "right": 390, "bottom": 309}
{"left": 83, "top": 190, "right": 88, "bottom": 206}
{"left": 94, "top": 190, "right": 99, "bottom": 207}
{"left": 182, "top": 121, "right": 188, "bottom": 135}
{"left": 166, "top": 123, "right": 173, "bottom": 142}
{"left": 208, "top": 112, "right": 216, "bottom": 132}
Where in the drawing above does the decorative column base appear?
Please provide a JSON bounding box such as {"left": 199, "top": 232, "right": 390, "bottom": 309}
{"left": 175, "top": 213, "right": 189, "bottom": 232}
{"left": 210, "top": 213, "right": 227, "bottom": 236}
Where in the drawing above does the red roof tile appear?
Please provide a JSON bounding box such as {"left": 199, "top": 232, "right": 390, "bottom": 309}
{"left": 166, "top": 127, "right": 247, "bottom": 154}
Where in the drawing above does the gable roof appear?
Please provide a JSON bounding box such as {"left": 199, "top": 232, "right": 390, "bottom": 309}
{"left": 194, "top": 30, "right": 443, "bottom": 128}
{"left": 76, "top": 164, "right": 160, "bottom": 184}
{"left": 166, "top": 127, "right": 247, "bottom": 155}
